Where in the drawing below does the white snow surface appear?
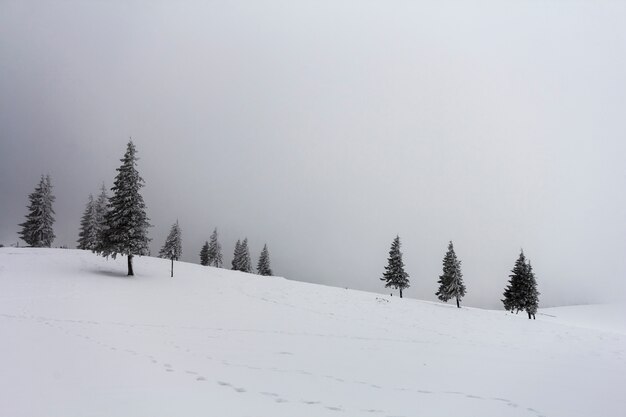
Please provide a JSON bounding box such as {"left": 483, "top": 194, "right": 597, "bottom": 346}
{"left": 0, "top": 248, "right": 624, "bottom": 417}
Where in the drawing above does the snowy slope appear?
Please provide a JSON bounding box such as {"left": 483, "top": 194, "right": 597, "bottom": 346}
{"left": 0, "top": 248, "right": 624, "bottom": 417}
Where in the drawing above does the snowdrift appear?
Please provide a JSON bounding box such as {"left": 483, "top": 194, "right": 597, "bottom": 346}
{"left": 0, "top": 248, "right": 624, "bottom": 417}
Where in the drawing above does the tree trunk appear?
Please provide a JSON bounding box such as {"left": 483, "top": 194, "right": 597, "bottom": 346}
{"left": 456, "top": 297, "right": 460, "bottom": 308}
{"left": 399, "top": 288, "right": 403, "bottom": 298}
{"left": 171, "top": 257, "right": 174, "bottom": 278}
{"left": 127, "top": 254, "right": 134, "bottom": 276}
{"left": 527, "top": 311, "right": 531, "bottom": 319}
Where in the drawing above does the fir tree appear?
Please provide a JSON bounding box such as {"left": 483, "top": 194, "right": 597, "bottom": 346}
{"left": 380, "top": 235, "right": 410, "bottom": 298}
{"left": 231, "top": 239, "right": 242, "bottom": 270}
{"left": 435, "top": 241, "right": 466, "bottom": 308}
{"left": 523, "top": 261, "right": 540, "bottom": 319}
{"left": 200, "top": 241, "right": 210, "bottom": 266}
{"left": 77, "top": 194, "right": 96, "bottom": 250}
{"left": 257, "top": 243, "right": 273, "bottom": 276}
{"left": 19, "top": 175, "right": 56, "bottom": 247}
{"left": 92, "top": 183, "right": 109, "bottom": 250}
{"left": 159, "top": 220, "right": 182, "bottom": 277}
{"left": 502, "top": 251, "right": 527, "bottom": 313}
{"left": 98, "top": 141, "right": 151, "bottom": 276}
{"left": 238, "top": 238, "right": 252, "bottom": 273}
{"left": 207, "top": 228, "right": 223, "bottom": 268}
{"left": 159, "top": 220, "right": 182, "bottom": 260}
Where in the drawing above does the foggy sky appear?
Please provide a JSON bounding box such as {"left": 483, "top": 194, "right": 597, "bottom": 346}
{"left": 1, "top": 0, "right": 625, "bottom": 308}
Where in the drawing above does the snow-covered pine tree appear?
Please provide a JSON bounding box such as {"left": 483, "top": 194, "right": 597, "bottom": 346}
{"left": 238, "top": 238, "right": 252, "bottom": 273}
{"left": 435, "top": 241, "right": 466, "bottom": 308}
{"left": 256, "top": 243, "right": 273, "bottom": 276}
{"left": 77, "top": 194, "right": 96, "bottom": 250}
{"left": 19, "top": 175, "right": 56, "bottom": 247}
{"left": 231, "top": 239, "right": 242, "bottom": 270}
{"left": 159, "top": 220, "right": 182, "bottom": 277}
{"left": 380, "top": 235, "right": 410, "bottom": 298}
{"left": 92, "top": 183, "right": 109, "bottom": 251}
{"left": 207, "top": 228, "right": 223, "bottom": 268}
{"left": 523, "top": 261, "right": 540, "bottom": 319}
{"left": 98, "top": 141, "right": 151, "bottom": 276}
{"left": 502, "top": 250, "right": 527, "bottom": 313}
{"left": 200, "top": 241, "right": 210, "bottom": 266}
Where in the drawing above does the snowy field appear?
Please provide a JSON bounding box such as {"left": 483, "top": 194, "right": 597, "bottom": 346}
{"left": 0, "top": 248, "right": 624, "bottom": 417}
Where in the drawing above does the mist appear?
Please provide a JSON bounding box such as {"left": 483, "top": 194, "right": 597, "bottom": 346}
{"left": 1, "top": 0, "right": 625, "bottom": 308}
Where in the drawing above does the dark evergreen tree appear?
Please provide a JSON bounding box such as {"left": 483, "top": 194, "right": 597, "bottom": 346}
{"left": 92, "top": 183, "right": 109, "bottom": 250}
{"left": 77, "top": 194, "right": 96, "bottom": 250}
{"left": 19, "top": 175, "right": 56, "bottom": 247}
{"left": 380, "top": 235, "right": 410, "bottom": 298}
{"left": 523, "top": 261, "right": 540, "bottom": 319}
{"left": 207, "top": 228, "right": 223, "bottom": 268}
{"left": 256, "top": 243, "right": 273, "bottom": 276}
{"left": 238, "top": 238, "right": 252, "bottom": 273}
{"left": 159, "top": 220, "right": 182, "bottom": 277}
{"left": 435, "top": 241, "right": 466, "bottom": 308}
{"left": 502, "top": 251, "right": 527, "bottom": 313}
{"left": 98, "top": 141, "right": 151, "bottom": 276}
{"left": 231, "top": 239, "right": 241, "bottom": 270}
{"left": 200, "top": 241, "right": 210, "bottom": 266}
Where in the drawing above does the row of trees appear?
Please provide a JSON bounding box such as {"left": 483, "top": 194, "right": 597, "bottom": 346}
{"left": 380, "top": 236, "right": 539, "bottom": 318}
{"left": 17, "top": 141, "right": 535, "bottom": 316}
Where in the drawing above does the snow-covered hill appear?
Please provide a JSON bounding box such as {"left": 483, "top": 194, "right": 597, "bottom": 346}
{"left": 0, "top": 248, "right": 624, "bottom": 417}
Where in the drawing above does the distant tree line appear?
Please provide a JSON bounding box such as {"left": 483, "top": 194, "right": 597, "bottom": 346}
{"left": 17, "top": 141, "right": 538, "bottom": 318}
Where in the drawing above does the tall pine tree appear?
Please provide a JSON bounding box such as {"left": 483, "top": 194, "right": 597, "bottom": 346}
{"left": 207, "top": 228, "right": 223, "bottom": 268}
{"left": 381, "top": 235, "right": 410, "bottom": 298}
{"left": 435, "top": 241, "right": 466, "bottom": 308}
{"left": 200, "top": 241, "right": 210, "bottom": 266}
{"left": 231, "top": 239, "right": 242, "bottom": 270}
{"left": 19, "top": 175, "right": 56, "bottom": 247}
{"left": 256, "top": 244, "right": 273, "bottom": 276}
{"left": 98, "top": 141, "right": 151, "bottom": 276}
{"left": 159, "top": 220, "right": 182, "bottom": 277}
{"left": 522, "top": 261, "right": 540, "bottom": 319}
{"left": 92, "top": 183, "right": 109, "bottom": 250}
{"left": 77, "top": 194, "right": 96, "bottom": 250}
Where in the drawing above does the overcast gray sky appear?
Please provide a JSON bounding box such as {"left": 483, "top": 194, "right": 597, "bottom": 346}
{"left": 1, "top": 0, "right": 625, "bottom": 308}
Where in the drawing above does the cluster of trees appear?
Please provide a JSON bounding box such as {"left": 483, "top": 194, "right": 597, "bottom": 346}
{"left": 200, "top": 229, "right": 223, "bottom": 268}
{"left": 72, "top": 141, "right": 273, "bottom": 278}
{"left": 380, "top": 236, "right": 539, "bottom": 318}
{"left": 77, "top": 184, "right": 109, "bottom": 250}
{"left": 201, "top": 234, "right": 272, "bottom": 276}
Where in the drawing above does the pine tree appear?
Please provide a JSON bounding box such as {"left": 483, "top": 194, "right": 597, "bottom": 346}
{"left": 98, "top": 141, "right": 151, "bottom": 276}
{"left": 200, "top": 241, "right": 210, "bottom": 266}
{"left": 207, "top": 228, "right": 223, "bottom": 268}
{"left": 159, "top": 220, "right": 182, "bottom": 277}
{"left": 159, "top": 221, "right": 182, "bottom": 260}
{"left": 502, "top": 250, "right": 528, "bottom": 314}
{"left": 435, "top": 241, "right": 466, "bottom": 308}
{"left": 257, "top": 244, "right": 273, "bottom": 276}
{"left": 92, "top": 183, "right": 109, "bottom": 250}
{"left": 523, "top": 261, "right": 540, "bottom": 319}
{"left": 238, "top": 238, "right": 252, "bottom": 273}
{"left": 380, "top": 235, "right": 410, "bottom": 298}
{"left": 77, "top": 194, "right": 96, "bottom": 250}
{"left": 231, "top": 239, "right": 242, "bottom": 270}
{"left": 19, "top": 175, "right": 56, "bottom": 247}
